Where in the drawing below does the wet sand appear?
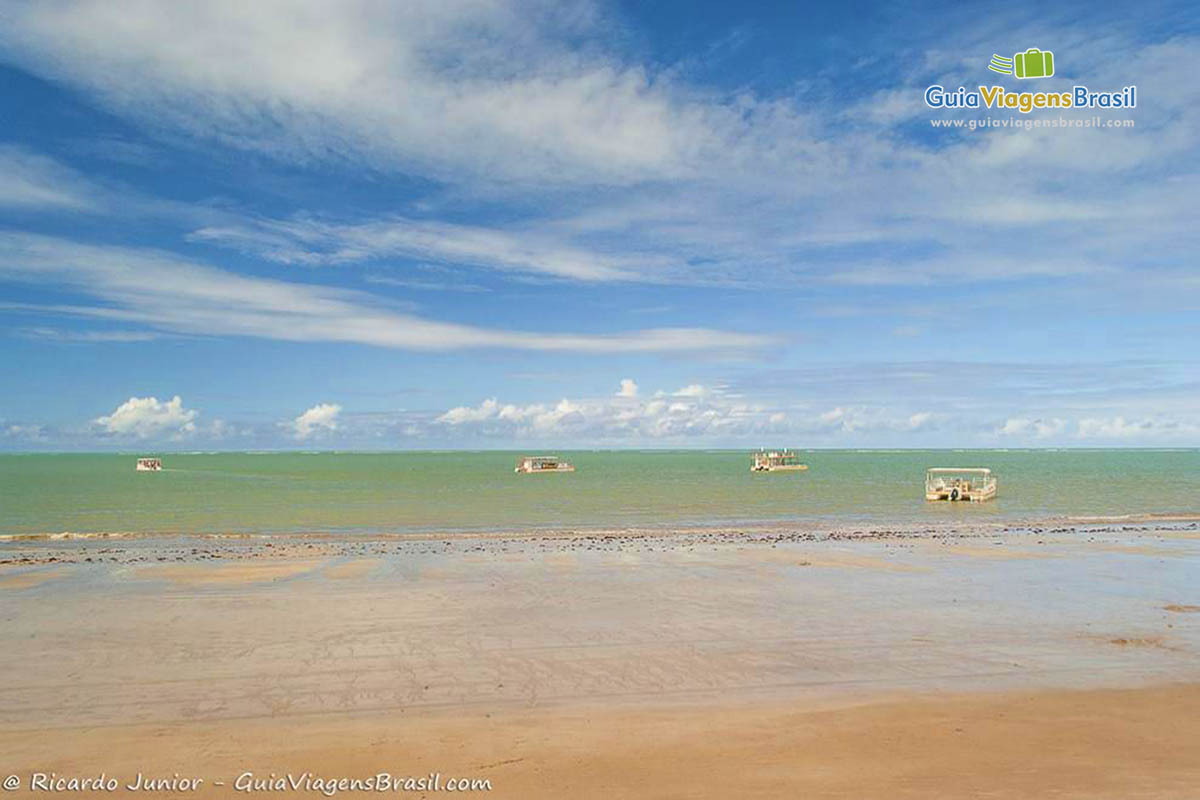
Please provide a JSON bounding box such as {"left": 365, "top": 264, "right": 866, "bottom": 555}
{"left": 0, "top": 565, "right": 67, "bottom": 590}
{"left": 2, "top": 522, "right": 1199, "bottom": 797}
{"left": 135, "top": 559, "right": 326, "bottom": 585}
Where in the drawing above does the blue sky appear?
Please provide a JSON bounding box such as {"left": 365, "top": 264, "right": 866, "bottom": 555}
{"left": 0, "top": 0, "right": 1197, "bottom": 449}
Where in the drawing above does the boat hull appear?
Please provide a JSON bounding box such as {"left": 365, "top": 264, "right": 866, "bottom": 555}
{"left": 926, "top": 486, "right": 996, "bottom": 502}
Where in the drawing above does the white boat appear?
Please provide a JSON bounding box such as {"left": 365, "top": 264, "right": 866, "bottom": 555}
{"left": 135, "top": 457, "right": 163, "bottom": 472}
{"left": 750, "top": 449, "right": 808, "bottom": 472}
{"left": 514, "top": 455, "right": 575, "bottom": 474}
{"left": 925, "top": 468, "right": 996, "bottom": 502}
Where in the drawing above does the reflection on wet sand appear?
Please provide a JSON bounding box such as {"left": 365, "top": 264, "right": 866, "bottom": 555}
{"left": 0, "top": 524, "right": 1198, "bottom": 797}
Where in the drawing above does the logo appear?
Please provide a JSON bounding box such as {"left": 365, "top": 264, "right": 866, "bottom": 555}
{"left": 924, "top": 47, "right": 1136, "bottom": 114}
{"left": 989, "top": 48, "right": 1055, "bottom": 79}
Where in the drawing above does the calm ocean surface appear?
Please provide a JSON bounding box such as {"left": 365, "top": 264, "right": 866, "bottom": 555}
{"left": 0, "top": 450, "right": 1196, "bottom": 537}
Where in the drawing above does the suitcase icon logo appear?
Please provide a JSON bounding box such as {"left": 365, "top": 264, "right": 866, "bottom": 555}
{"left": 988, "top": 48, "right": 1055, "bottom": 79}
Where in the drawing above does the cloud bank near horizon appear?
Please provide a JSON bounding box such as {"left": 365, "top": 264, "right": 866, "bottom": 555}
{"left": 6, "top": 375, "right": 1195, "bottom": 450}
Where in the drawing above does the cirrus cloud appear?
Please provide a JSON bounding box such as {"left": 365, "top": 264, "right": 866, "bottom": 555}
{"left": 0, "top": 232, "right": 771, "bottom": 354}
{"left": 0, "top": 0, "right": 778, "bottom": 188}
{"left": 0, "top": 144, "right": 99, "bottom": 211}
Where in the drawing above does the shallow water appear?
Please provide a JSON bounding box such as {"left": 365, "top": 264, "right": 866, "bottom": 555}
{"left": 2, "top": 527, "right": 1199, "bottom": 726}
{"left": 0, "top": 449, "right": 1197, "bottom": 536}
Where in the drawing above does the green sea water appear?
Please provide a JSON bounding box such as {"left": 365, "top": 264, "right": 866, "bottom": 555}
{"left": 0, "top": 450, "right": 1196, "bottom": 537}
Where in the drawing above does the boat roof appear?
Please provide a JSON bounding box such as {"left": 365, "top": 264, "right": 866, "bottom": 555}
{"left": 927, "top": 467, "right": 991, "bottom": 474}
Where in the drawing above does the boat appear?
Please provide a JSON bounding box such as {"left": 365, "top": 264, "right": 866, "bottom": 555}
{"left": 750, "top": 449, "right": 808, "bottom": 472}
{"left": 514, "top": 455, "right": 575, "bottom": 474}
{"left": 925, "top": 468, "right": 996, "bottom": 502}
{"left": 135, "top": 457, "right": 163, "bottom": 472}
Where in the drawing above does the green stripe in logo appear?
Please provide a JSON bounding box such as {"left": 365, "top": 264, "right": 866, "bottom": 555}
{"left": 989, "top": 53, "right": 1014, "bottom": 74}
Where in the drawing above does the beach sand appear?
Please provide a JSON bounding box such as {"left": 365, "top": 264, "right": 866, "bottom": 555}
{"left": 2, "top": 523, "right": 1198, "bottom": 797}
{"left": 0, "top": 565, "right": 67, "bottom": 590}
{"left": 3, "top": 685, "right": 1198, "bottom": 799}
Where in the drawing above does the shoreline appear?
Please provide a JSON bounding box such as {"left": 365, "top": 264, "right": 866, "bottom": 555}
{"left": 2, "top": 511, "right": 1198, "bottom": 544}
{"left": 2, "top": 517, "right": 1197, "bottom": 569}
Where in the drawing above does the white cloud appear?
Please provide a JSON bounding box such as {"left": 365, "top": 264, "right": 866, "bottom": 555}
{"left": 94, "top": 395, "right": 197, "bottom": 438}
{"left": 433, "top": 382, "right": 953, "bottom": 443}
{"left": 997, "top": 417, "right": 1068, "bottom": 439}
{"left": 0, "top": 233, "right": 770, "bottom": 353}
{"left": 818, "top": 407, "right": 856, "bottom": 431}
{"left": 0, "top": 145, "right": 97, "bottom": 211}
{"left": 438, "top": 398, "right": 501, "bottom": 425}
{"left": 616, "top": 378, "right": 638, "bottom": 398}
{"left": 0, "top": 0, "right": 768, "bottom": 187}
{"left": 18, "top": 326, "right": 159, "bottom": 343}
{"left": 206, "top": 419, "right": 242, "bottom": 439}
{"left": 998, "top": 418, "right": 1030, "bottom": 437}
{"left": 812, "top": 406, "right": 936, "bottom": 435}
{"left": 1076, "top": 416, "right": 1197, "bottom": 441}
{"left": 3, "top": 4, "right": 1197, "bottom": 301}
{"left": 290, "top": 403, "right": 341, "bottom": 439}
{"left": 2, "top": 423, "right": 47, "bottom": 442}
{"left": 439, "top": 382, "right": 792, "bottom": 441}
{"left": 438, "top": 397, "right": 588, "bottom": 434}
{"left": 988, "top": 414, "right": 1200, "bottom": 443}
{"left": 907, "top": 412, "right": 933, "bottom": 430}
{"left": 189, "top": 216, "right": 644, "bottom": 282}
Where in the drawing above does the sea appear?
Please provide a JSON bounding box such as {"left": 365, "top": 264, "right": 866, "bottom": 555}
{"left": 0, "top": 450, "right": 1197, "bottom": 538}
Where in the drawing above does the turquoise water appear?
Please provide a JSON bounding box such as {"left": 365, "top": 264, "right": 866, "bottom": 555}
{"left": 0, "top": 450, "right": 1196, "bottom": 536}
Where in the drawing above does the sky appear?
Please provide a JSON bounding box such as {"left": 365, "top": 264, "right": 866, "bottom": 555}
{"left": 0, "top": 0, "right": 1197, "bottom": 450}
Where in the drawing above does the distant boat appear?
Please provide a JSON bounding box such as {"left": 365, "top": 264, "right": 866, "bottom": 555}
{"left": 925, "top": 468, "right": 996, "bottom": 502}
{"left": 750, "top": 449, "right": 808, "bottom": 473}
{"left": 515, "top": 455, "right": 575, "bottom": 474}
{"left": 135, "top": 457, "right": 163, "bottom": 472}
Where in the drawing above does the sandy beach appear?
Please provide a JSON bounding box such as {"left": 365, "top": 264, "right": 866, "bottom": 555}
{"left": 2, "top": 521, "right": 1199, "bottom": 797}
